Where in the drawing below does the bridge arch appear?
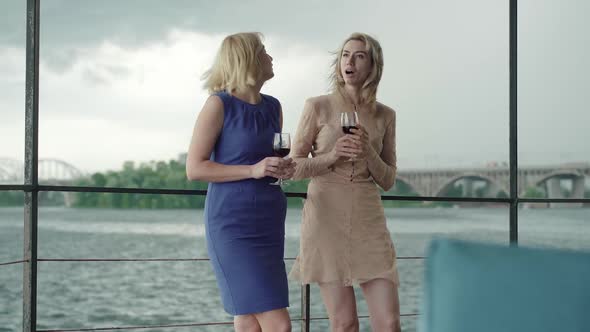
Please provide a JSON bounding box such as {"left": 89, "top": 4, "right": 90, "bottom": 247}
{"left": 534, "top": 170, "right": 584, "bottom": 187}
{"left": 0, "top": 167, "right": 14, "bottom": 182}
{"left": 0, "top": 158, "right": 24, "bottom": 183}
{"left": 0, "top": 158, "right": 85, "bottom": 183}
{"left": 389, "top": 175, "right": 424, "bottom": 196}
{"left": 38, "top": 158, "right": 84, "bottom": 181}
{"left": 527, "top": 170, "right": 587, "bottom": 201}
{"left": 29, "top": 159, "right": 84, "bottom": 207}
{"left": 434, "top": 173, "right": 509, "bottom": 198}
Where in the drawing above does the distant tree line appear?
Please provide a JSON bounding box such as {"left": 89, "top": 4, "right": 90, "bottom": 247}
{"left": 0, "top": 159, "right": 588, "bottom": 208}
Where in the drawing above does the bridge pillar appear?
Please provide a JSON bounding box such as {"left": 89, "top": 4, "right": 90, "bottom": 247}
{"left": 545, "top": 177, "right": 585, "bottom": 208}
{"left": 561, "top": 177, "right": 586, "bottom": 208}
{"left": 64, "top": 192, "right": 75, "bottom": 208}
{"left": 546, "top": 178, "right": 563, "bottom": 208}
{"left": 464, "top": 179, "right": 474, "bottom": 197}
{"left": 572, "top": 177, "right": 585, "bottom": 198}
{"left": 546, "top": 178, "right": 563, "bottom": 198}
{"left": 483, "top": 182, "right": 500, "bottom": 198}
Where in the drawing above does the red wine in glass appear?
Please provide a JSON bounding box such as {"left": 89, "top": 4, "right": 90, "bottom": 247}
{"left": 340, "top": 111, "right": 359, "bottom": 162}
{"left": 342, "top": 126, "right": 358, "bottom": 134}
{"left": 271, "top": 133, "right": 291, "bottom": 185}
{"left": 274, "top": 147, "right": 291, "bottom": 158}
{"left": 341, "top": 111, "right": 359, "bottom": 135}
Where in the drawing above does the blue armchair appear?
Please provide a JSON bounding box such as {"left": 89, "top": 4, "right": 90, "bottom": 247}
{"left": 420, "top": 239, "right": 590, "bottom": 332}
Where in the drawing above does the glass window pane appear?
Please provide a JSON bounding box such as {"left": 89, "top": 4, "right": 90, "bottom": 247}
{"left": 39, "top": 179, "right": 206, "bottom": 208}
{"left": 391, "top": 204, "right": 510, "bottom": 258}
{"left": 37, "top": 260, "right": 232, "bottom": 330}
{"left": 0, "top": 194, "right": 23, "bottom": 262}
{"left": 0, "top": 193, "right": 23, "bottom": 331}
{"left": 38, "top": 0, "right": 221, "bottom": 190}
{"left": 518, "top": 0, "right": 590, "bottom": 196}
{"left": 37, "top": 193, "right": 222, "bottom": 329}
{"left": 38, "top": 194, "right": 207, "bottom": 259}
{"left": 0, "top": 264, "right": 22, "bottom": 331}
{"left": 385, "top": 0, "right": 508, "bottom": 198}
{"left": 519, "top": 203, "right": 590, "bottom": 251}
{"left": 0, "top": 0, "right": 26, "bottom": 185}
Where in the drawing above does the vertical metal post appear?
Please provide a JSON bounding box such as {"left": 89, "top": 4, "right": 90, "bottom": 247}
{"left": 24, "top": 0, "right": 40, "bottom": 331}
{"left": 509, "top": 0, "right": 519, "bottom": 245}
{"left": 301, "top": 284, "right": 311, "bottom": 332}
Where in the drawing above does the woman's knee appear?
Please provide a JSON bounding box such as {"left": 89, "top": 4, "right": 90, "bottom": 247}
{"left": 273, "top": 318, "right": 292, "bottom": 332}
{"left": 255, "top": 308, "right": 291, "bottom": 332}
{"left": 234, "top": 315, "right": 261, "bottom": 332}
{"left": 331, "top": 314, "right": 359, "bottom": 331}
{"left": 372, "top": 315, "right": 401, "bottom": 332}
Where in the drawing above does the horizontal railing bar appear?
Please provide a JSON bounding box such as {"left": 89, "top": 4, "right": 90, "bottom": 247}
{"left": 39, "top": 185, "right": 206, "bottom": 195}
{"left": 361, "top": 313, "right": 419, "bottom": 318}
{"left": 2, "top": 184, "right": 589, "bottom": 203}
{"left": 38, "top": 318, "right": 307, "bottom": 332}
{"left": 518, "top": 198, "right": 590, "bottom": 203}
{"left": 38, "top": 258, "right": 211, "bottom": 262}
{"left": 37, "top": 321, "right": 233, "bottom": 332}
{"left": 38, "top": 256, "right": 423, "bottom": 263}
{"left": 37, "top": 314, "right": 424, "bottom": 331}
{"left": 35, "top": 185, "right": 310, "bottom": 198}
{"left": 309, "top": 313, "right": 419, "bottom": 321}
{"left": 0, "top": 259, "right": 28, "bottom": 266}
{"left": 0, "top": 184, "right": 27, "bottom": 190}
{"left": 397, "top": 256, "right": 425, "bottom": 260}
{"left": 19, "top": 185, "right": 515, "bottom": 202}
{"left": 380, "top": 195, "right": 510, "bottom": 203}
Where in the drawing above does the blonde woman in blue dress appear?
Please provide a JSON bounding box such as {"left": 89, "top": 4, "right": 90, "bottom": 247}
{"left": 186, "top": 32, "right": 295, "bottom": 332}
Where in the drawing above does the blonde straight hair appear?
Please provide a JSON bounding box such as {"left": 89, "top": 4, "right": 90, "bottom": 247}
{"left": 330, "top": 32, "right": 384, "bottom": 105}
{"left": 202, "top": 32, "right": 265, "bottom": 94}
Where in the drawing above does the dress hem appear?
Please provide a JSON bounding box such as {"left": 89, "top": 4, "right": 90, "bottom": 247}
{"left": 226, "top": 301, "right": 290, "bottom": 316}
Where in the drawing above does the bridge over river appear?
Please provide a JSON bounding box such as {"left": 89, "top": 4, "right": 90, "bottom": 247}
{"left": 1, "top": 158, "right": 588, "bottom": 207}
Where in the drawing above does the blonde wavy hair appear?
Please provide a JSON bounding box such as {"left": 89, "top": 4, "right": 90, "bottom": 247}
{"left": 330, "top": 32, "right": 384, "bottom": 105}
{"left": 202, "top": 32, "right": 265, "bottom": 94}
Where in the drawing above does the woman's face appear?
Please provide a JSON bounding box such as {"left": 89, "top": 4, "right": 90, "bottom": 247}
{"left": 258, "top": 45, "right": 274, "bottom": 81}
{"left": 340, "top": 39, "right": 371, "bottom": 87}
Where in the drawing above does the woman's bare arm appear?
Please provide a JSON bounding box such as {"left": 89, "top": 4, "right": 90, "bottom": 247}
{"left": 186, "top": 95, "right": 285, "bottom": 182}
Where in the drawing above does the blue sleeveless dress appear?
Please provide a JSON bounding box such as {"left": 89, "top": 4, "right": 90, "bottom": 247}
{"left": 204, "top": 92, "right": 289, "bottom": 315}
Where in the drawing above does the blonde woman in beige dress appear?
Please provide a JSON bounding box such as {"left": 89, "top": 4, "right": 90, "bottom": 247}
{"left": 290, "top": 32, "right": 401, "bottom": 332}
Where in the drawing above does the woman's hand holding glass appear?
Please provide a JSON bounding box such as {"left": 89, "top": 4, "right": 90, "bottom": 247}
{"left": 331, "top": 134, "right": 362, "bottom": 160}
{"left": 271, "top": 132, "right": 294, "bottom": 185}
{"left": 348, "top": 125, "right": 371, "bottom": 159}
{"left": 251, "top": 157, "right": 295, "bottom": 180}
{"left": 340, "top": 111, "right": 365, "bottom": 161}
{"left": 269, "top": 157, "right": 296, "bottom": 185}
{"left": 277, "top": 157, "right": 296, "bottom": 180}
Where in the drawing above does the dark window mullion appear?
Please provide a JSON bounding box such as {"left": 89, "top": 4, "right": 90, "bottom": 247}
{"left": 23, "top": 0, "right": 40, "bottom": 331}
{"left": 509, "top": 0, "right": 518, "bottom": 245}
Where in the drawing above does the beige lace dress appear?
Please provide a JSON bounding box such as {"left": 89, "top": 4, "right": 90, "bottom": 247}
{"left": 289, "top": 92, "right": 399, "bottom": 287}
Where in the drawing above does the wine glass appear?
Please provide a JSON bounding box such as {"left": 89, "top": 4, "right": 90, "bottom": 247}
{"left": 340, "top": 111, "right": 359, "bottom": 161}
{"left": 341, "top": 111, "right": 359, "bottom": 135}
{"left": 270, "top": 132, "right": 291, "bottom": 186}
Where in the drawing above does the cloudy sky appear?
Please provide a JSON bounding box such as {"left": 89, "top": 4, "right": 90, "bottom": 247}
{"left": 1, "top": 0, "right": 589, "bottom": 174}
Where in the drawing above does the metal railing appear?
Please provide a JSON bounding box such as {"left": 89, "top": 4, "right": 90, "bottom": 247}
{"left": 3, "top": 184, "right": 428, "bottom": 331}
{"left": 3, "top": 185, "right": 588, "bottom": 331}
